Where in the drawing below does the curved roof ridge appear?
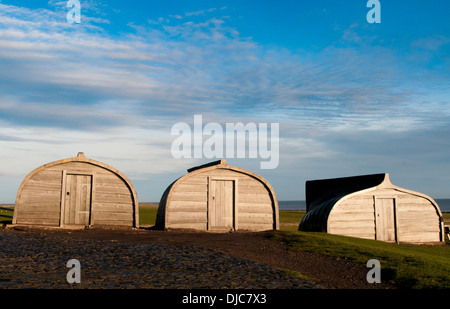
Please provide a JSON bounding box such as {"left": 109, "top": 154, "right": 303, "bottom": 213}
{"left": 157, "top": 159, "right": 279, "bottom": 230}
{"left": 14, "top": 152, "right": 139, "bottom": 212}
{"left": 181, "top": 159, "right": 276, "bottom": 195}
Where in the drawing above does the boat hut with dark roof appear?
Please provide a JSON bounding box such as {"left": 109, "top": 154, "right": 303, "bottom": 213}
{"left": 298, "top": 173, "right": 444, "bottom": 243}
{"left": 156, "top": 160, "right": 279, "bottom": 231}
{"left": 12, "top": 152, "right": 139, "bottom": 228}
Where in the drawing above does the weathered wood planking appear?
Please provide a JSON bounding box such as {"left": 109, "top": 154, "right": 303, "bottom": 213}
{"left": 156, "top": 160, "right": 279, "bottom": 231}
{"left": 13, "top": 152, "right": 139, "bottom": 228}
{"left": 301, "top": 173, "right": 444, "bottom": 243}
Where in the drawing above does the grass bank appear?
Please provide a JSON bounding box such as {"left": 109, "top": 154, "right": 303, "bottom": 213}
{"left": 0, "top": 206, "right": 13, "bottom": 226}
{"left": 139, "top": 203, "right": 159, "bottom": 225}
{"left": 269, "top": 230, "right": 450, "bottom": 288}
{"left": 273, "top": 210, "right": 450, "bottom": 289}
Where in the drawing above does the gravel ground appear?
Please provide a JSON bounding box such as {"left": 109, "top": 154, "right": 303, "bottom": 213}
{"left": 0, "top": 230, "right": 319, "bottom": 289}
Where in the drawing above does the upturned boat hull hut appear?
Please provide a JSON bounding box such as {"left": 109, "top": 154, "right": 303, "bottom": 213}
{"left": 156, "top": 160, "right": 279, "bottom": 231}
{"left": 298, "top": 173, "right": 444, "bottom": 243}
{"left": 12, "top": 152, "right": 139, "bottom": 228}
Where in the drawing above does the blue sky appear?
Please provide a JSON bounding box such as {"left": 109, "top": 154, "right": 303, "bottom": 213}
{"left": 0, "top": 0, "right": 449, "bottom": 203}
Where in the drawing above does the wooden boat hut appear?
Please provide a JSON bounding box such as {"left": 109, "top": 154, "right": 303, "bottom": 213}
{"left": 298, "top": 173, "right": 444, "bottom": 243}
{"left": 12, "top": 152, "right": 139, "bottom": 228}
{"left": 156, "top": 160, "right": 279, "bottom": 231}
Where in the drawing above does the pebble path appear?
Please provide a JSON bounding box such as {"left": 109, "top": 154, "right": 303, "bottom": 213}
{"left": 0, "top": 231, "right": 319, "bottom": 289}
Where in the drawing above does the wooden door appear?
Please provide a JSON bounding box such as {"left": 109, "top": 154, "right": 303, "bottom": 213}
{"left": 209, "top": 179, "right": 234, "bottom": 230}
{"left": 375, "top": 198, "right": 396, "bottom": 242}
{"left": 64, "top": 174, "right": 92, "bottom": 225}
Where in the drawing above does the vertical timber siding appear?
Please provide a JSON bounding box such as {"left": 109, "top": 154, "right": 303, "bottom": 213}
{"left": 328, "top": 195, "right": 376, "bottom": 240}
{"left": 300, "top": 174, "right": 443, "bottom": 243}
{"left": 158, "top": 160, "right": 279, "bottom": 231}
{"left": 14, "top": 168, "right": 63, "bottom": 226}
{"left": 13, "top": 153, "right": 139, "bottom": 228}
{"left": 395, "top": 193, "right": 441, "bottom": 242}
{"left": 323, "top": 179, "right": 443, "bottom": 243}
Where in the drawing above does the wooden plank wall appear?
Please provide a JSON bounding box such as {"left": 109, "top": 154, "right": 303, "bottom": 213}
{"left": 327, "top": 189, "right": 441, "bottom": 242}
{"left": 15, "top": 168, "right": 62, "bottom": 226}
{"left": 166, "top": 168, "right": 275, "bottom": 231}
{"left": 395, "top": 194, "right": 441, "bottom": 242}
{"left": 15, "top": 162, "right": 135, "bottom": 227}
{"left": 328, "top": 195, "right": 375, "bottom": 239}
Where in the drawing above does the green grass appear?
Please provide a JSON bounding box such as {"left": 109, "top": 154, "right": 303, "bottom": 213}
{"left": 275, "top": 209, "right": 450, "bottom": 289}
{"left": 0, "top": 206, "right": 13, "bottom": 226}
{"left": 279, "top": 210, "right": 305, "bottom": 224}
{"left": 280, "top": 268, "right": 319, "bottom": 283}
{"left": 138, "top": 203, "right": 159, "bottom": 226}
{"left": 268, "top": 230, "right": 450, "bottom": 288}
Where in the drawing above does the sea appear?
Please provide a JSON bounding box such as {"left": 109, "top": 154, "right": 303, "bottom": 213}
{"left": 278, "top": 199, "right": 450, "bottom": 212}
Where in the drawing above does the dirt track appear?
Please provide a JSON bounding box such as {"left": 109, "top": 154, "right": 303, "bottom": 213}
{"left": 0, "top": 226, "right": 394, "bottom": 289}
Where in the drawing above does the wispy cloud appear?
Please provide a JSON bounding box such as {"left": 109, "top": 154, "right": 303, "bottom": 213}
{"left": 0, "top": 2, "right": 449, "bottom": 202}
{"left": 2, "top": 3, "right": 446, "bottom": 131}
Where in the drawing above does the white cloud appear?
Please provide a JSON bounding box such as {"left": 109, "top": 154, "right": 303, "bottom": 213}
{"left": 0, "top": 3, "right": 449, "bottom": 202}
{"left": 1, "top": 3, "right": 420, "bottom": 128}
